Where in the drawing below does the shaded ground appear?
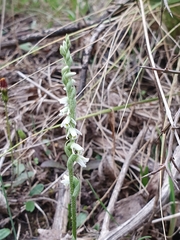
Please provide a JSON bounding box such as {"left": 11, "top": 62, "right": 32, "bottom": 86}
{"left": 0, "top": 1, "right": 180, "bottom": 239}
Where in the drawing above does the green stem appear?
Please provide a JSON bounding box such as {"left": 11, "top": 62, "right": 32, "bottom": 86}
{"left": 67, "top": 154, "right": 78, "bottom": 240}
{"left": 0, "top": 175, "right": 17, "bottom": 240}
{"left": 4, "top": 102, "right": 14, "bottom": 182}
{"left": 2, "top": 102, "right": 17, "bottom": 238}
{"left": 4, "top": 103, "right": 11, "bottom": 147}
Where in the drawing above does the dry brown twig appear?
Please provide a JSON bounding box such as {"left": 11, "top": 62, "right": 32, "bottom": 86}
{"left": 16, "top": 71, "right": 60, "bottom": 102}
{"left": 78, "top": 24, "right": 106, "bottom": 97}
{"left": 99, "top": 126, "right": 146, "bottom": 239}
{"left": 140, "top": 65, "right": 180, "bottom": 75}
{"left": 38, "top": 181, "right": 70, "bottom": 240}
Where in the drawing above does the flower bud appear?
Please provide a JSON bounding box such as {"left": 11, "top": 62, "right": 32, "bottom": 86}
{"left": 0, "top": 78, "right": 8, "bottom": 103}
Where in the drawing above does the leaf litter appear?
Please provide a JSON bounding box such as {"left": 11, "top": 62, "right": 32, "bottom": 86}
{"left": 0, "top": 1, "right": 180, "bottom": 239}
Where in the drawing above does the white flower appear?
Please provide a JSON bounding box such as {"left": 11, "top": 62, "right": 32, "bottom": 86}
{"left": 59, "top": 106, "right": 70, "bottom": 116}
{"left": 59, "top": 96, "right": 68, "bottom": 106}
{"left": 61, "top": 116, "right": 77, "bottom": 129}
{"left": 61, "top": 173, "right": 69, "bottom": 187}
{"left": 61, "top": 115, "right": 71, "bottom": 128}
{"left": 70, "top": 143, "right": 84, "bottom": 155}
{"left": 66, "top": 127, "right": 82, "bottom": 139}
{"left": 75, "top": 155, "right": 89, "bottom": 168}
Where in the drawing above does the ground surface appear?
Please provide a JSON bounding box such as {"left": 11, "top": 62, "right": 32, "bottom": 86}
{"left": 0, "top": 1, "right": 180, "bottom": 239}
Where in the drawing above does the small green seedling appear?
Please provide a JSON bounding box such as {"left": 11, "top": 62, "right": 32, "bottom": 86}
{"left": 0, "top": 228, "right": 11, "bottom": 240}
{"left": 25, "top": 184, "right": 44, "bottom": 212}
{"left": 140, "top": 166, "right": 149, "bottom": 187}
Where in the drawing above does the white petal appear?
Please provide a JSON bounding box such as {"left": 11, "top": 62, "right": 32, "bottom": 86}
{"left": 67, "top": 127, "right": 82, "bottom": 139}
{"left": 61, "top": 116, "right": 71, "bottom": 128}
{"left": 59, "top": 106, "right": 70, "bottom": 116}
{"left": 76, "top": 155, "right": 89, "bottom": 168}
{"left": 59, "top": 97, "right": 68, "bottom": 105}
{"left": 61, "top": 174, "right": 69, "bottom": 187}
{"left": 71, "top": 143, "right": 84, "bottom": 154}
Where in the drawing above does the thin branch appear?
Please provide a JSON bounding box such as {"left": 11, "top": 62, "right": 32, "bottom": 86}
{"left": 140, "top": 66, "right": 180, "bottom": 75}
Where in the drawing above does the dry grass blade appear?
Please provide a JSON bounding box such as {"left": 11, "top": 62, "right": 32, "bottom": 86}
{"left": 139, "top": 0, "right": 173, "bottom": 125}
{"left": 0, "top": 0, "right": 6, "bottom": 52}
{"left": 38, "top": 181, "right": 69, "bottom": 240}
{"left": 162, "top": 0, "right": 172, "bottom": 17}
{"left": 99, "top": 126, "right": 146, "bottom": 239}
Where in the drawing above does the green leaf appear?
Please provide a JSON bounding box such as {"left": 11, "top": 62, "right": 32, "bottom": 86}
{"left": 93, "top": 223, "right": 100, "bottom": 231}
{"left": 42, "top": 139, "right": 50, "bottom": 146}
{"left": 17, "top": 129, "right": 26, "bottom": 140}
{"left": 13, "top": 163, "right": 25, "bottom": 176}
{"left": 33, "top": 157, "right": 39, "bottom": 165}
{"left": 140, "top": 166, "right": 149, "bottom": 187}
{"left": 0, "top": 228, "right": 11, "bottom": 240}
{"left": 19, "top": 42, "right": 33, "bottom": 52}
{"left": 25, "top": 201, "right": 35, "bottom": 212}
{"left": 46, "top": 149, "right": 51, "bottom": 156}
{"left": 29, "top": 184, "right": 44, "bottom": 196}
{"left": 66, "top": 10, "right": 76, "bottom": 21}
{"left": 12, "top": 171, "right": 35, "bottom": 187}
{"left": 95, "top": 154, "right": 102, "bottom": 160}
{"left": 169, "top": 176, "right": 175, "bottom": 214}
{"left": 138, "top": 237, "right": 152, "bottom": 240}
{"left": 76, "top": 212, "right": 87, "bottom": 228}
